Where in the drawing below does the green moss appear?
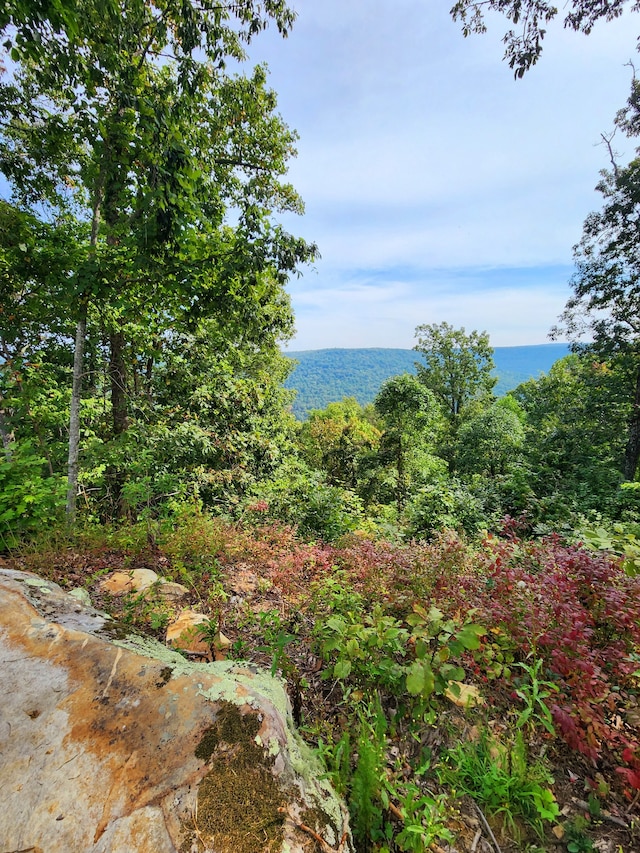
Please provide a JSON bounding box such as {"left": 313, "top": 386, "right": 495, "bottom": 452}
{"left": 186, "top": 704, "right": 286, "bottom": 853}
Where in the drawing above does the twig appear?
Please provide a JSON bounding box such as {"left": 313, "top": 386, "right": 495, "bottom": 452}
{"left": 278, "top": 807, "right": 349, "bottom": 853}
{"left": 625, "top": 788, "right": 640, "bottom": 815}
{"left": 470, "top": 828, "right": 482, "bottom": 852}
{"left": 574, "top": 798, "right": 629, "bottom": 829}
{"left": 388, "top": 801, "right": 404, "bottom": 821}
{"left": 191, "top": 798, "right": 208, "bottom": 850}
{"left": 473, "top": 801, "right": 502, "bottom": 853}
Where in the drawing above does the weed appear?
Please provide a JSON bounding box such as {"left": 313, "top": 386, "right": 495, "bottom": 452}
{"left": 564, "top": 815, "right": 595, "bottom": 852}
{"left": 513, "top": 655, "right": 559, "bottom": 735}
{"left": 438, "top": 728, "right": 560, "bottom": 839}
{"left": 257, "top": 608, "right": 299, "bottom": 677}
{"left": 121, "top": 585, "right": 171, "bottom": 631}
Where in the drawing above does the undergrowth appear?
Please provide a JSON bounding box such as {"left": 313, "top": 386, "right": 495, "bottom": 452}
{"left": 7, "top": 511, "right": 640, "bottom": 851}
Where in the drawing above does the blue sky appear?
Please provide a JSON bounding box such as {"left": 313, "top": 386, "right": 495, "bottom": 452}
{"left": 244, "top": 1, "right": 640, "bottom": 350}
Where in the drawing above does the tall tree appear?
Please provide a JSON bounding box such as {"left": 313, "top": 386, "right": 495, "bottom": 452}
{"left": 414, "top": 322, "right": 496, "bottom": 423}
{"left": 374, "top": 374, "right": 440, "bottom": 510}
{"left": 0, "top": 0, "right": 313, "bottom": 521}
{"left": 455, "top": 398, "right": 525, "bottom": 478}
{"left": 552, "top": 150, "right": 640, "bottom": 480}
{"left": 513, "top": 354, "right": 631, "bottom": 500}
{"left": 298, "top": 398, "right": 381, "bottom": 490}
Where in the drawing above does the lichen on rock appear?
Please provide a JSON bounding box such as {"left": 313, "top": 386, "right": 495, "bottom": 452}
{"left": 0, "top": 568, "right": 353, "bottom": 853}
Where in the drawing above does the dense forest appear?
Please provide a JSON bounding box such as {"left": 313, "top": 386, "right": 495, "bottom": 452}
{"left": 284, "top": 344, "right": 571, "bottom": 418}
{"left": 2, "top": 2, "right": 640, "bottom": 852}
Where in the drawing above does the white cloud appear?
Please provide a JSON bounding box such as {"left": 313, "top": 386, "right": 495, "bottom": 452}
{"left": 247, "top": 2, "right": 640, "bottom": 348}
{"left": 287, "top": 267, "right": 573, "bottom": 349}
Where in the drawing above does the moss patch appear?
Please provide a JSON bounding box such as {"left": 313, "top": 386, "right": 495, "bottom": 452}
{"left": 188, "top": 704, "right": 287, "bottom": 853}
{"left": 155, "top": 665, "right": 173, "bottom": 688}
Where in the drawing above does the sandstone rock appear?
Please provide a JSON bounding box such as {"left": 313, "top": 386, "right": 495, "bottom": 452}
{"left": 154, "top": 580, "right": 190, "bottom": 603}
{"left": 99, "top": 568, "right": 159, "bottom": 595}
{"left": 165, "top": 609, "right": 212, "bottom": 659}
{"left": 0, "top": 569, "right": 353, "bottom": 853}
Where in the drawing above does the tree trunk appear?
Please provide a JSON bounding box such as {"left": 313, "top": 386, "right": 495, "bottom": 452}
{"left": 107, "top": 329, "right": 129, "bottom": 519}
{"left": 66, "top": 300, "right": 87, "bottom": 522}
{"left": 0, "top": 402, "right": 14, "bottom": 462}
{"left": 109, "top": 330, "right": 129, "bottom": 438}
{"left": 623, "top": 362, "right": 640, "bottom": 481}
{"left": 396, "top": 433, "right": 406, "bottom": 511}
{"left": 66, "top": 179, "right": 102, "bottom": 524}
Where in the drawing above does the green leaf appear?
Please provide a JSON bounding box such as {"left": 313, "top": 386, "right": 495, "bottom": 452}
{"left": 333, "top": 659, "right": 352, "bottom": 680}
{"left": 455, "top": 623, "right": 485, "bottom": 650}
{"left": 406, "top": 661, "right": 434, "bottom": 696}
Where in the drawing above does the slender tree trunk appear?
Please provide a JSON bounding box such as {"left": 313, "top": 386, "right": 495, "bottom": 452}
{"left": 623, "top": 362, "right": 640, "bottom": 481}
{"left": 0, "top": 403, "right": 13, "bottom": 462}
{"left": 66, "top": 182, "right": 102, "bottom": 523}
{"left": 66, "top": 300, "right": 88, "bottom": 521}
{"left": 396, "top": 433, "right": 406, "bottom": 511}
{"left": 107, "top": 329, "right": 129, "bottom": 519}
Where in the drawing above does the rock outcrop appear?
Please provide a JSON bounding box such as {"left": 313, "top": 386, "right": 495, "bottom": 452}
{"left": 0, "top": 569, "right": 352, "bottom": 853}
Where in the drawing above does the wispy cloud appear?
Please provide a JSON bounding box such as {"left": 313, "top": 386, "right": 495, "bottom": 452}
{"left": 249, "top": 1, "right": 640, "bottom": 348}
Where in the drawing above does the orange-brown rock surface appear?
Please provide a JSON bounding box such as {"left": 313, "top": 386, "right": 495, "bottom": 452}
{"left": 0, "top": 569, "right": 352, "bottom": 853}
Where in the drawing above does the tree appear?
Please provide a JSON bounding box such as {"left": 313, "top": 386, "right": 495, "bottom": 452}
{"left": 449, "top": 0, "right": 639, "bottom": 77}
{"left": 413, "top": 322, "right": 496, "bottom": 423}
{"left": 0, "top": 0, "right": 313, "bottom": 521}
{"left": 456, "top": 398, "right": 525, "bottom": 478}
{"left": 298, "top": 398, "right": 381, "bottom": 490}
{"left": 513, "top": 354, "right": 631, "bottom": 508}
{"left": 553, "top": 148, "right": 640, "bottom": 480}
{"left": 374, "top": 374, "right": 441, "bottom": 510}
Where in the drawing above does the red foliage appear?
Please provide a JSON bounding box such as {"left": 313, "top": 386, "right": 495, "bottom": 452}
{"left": 214, "top": 520, "right": 640, "bottom": 787}
{"left": 441, "top": 535, "right": 640, "bottom": 769}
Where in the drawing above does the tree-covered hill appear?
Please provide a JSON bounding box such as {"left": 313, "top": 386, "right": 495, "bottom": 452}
{"left": 284, "top": 343, "right": 571, "bottom": 418}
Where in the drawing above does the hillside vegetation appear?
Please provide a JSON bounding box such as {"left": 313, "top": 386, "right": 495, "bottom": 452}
{"left": 284, "top": 344, "right": 571, "bottom": 418}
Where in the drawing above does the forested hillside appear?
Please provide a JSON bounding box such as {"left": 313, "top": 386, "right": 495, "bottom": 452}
{"left": 284, "top": 343, "right": 571, "bottom": 417}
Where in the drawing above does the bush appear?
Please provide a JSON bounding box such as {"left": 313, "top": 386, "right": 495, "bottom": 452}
{"left": 405, "top": 479, "right": 485, "bottom": 538}
{"left": 243, "top": 459, "right": 364, "bottom": 541}
{"left": 0, "top": 441, "right": 66, "bottom": 546}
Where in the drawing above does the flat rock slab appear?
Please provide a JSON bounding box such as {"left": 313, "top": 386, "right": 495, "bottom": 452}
{"left": 99, "top": 568, "right": 160, "bottom": 594}
{"left": 0, "top": 569, "right": 351, "bottom": 853}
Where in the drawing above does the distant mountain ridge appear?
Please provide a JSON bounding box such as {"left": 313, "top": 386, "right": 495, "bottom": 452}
{"left": 283, "top": 344, "right": 571, "bottom": 419}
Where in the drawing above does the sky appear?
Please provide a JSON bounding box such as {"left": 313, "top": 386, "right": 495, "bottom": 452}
{"left": 242, "top": 1, "right": 640, "bottom": 351}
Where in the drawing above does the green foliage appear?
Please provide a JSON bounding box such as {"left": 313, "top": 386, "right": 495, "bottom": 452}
{"left": 298, "top": 397, "right": 381, "bottom": 490}
{"left": 405, "top": 479, "right": 486, "bottom": 538}
{"left": 564, "top": 815, "right": 596, "bottom": 852}
{"left": 0, "top": 0, "right": 314, "bottom": 524}
{"left": 513, "top": 354, "right": 632, "bottom": 522}
{"left": 439, "top": 729, "right": 560, "bottom": 838}
{"left": 579, "top": 518, "right": 640, "bottom": 576}
{"left": 244, "top": 458, "right": 364, "bottom": 541}
{"left": 413, "top": 322, "right": 496, "bottom": 422}
{"left": 312, "top": 581, "right": 484, "bottom": 715}
{"left": 374, "top": 374, "right": 441, "bottom": 510}
{"left": 256, "top": 608, "right": 299, "bottom": 677}
{"left": 314, "top": 696, "right": 454, "bottom": 853}
{"left": 512, "top": 656, "right": 559, "bottom": 734}
{"left": 455, "top": 400, "right": 525, "bottom": 477}
{"left": 0, "top": 441, "right": 66, "bottom": 545}
{"left": 349, "top": 702, "right": 388, "bottom": 848}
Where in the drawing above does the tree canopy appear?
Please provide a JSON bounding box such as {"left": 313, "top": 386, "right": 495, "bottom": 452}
{"left": 413, "top": 322, "right": 496, "bottom": 422}
{"left": 450, "top": 0, "right": 640, "bottom": 76}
